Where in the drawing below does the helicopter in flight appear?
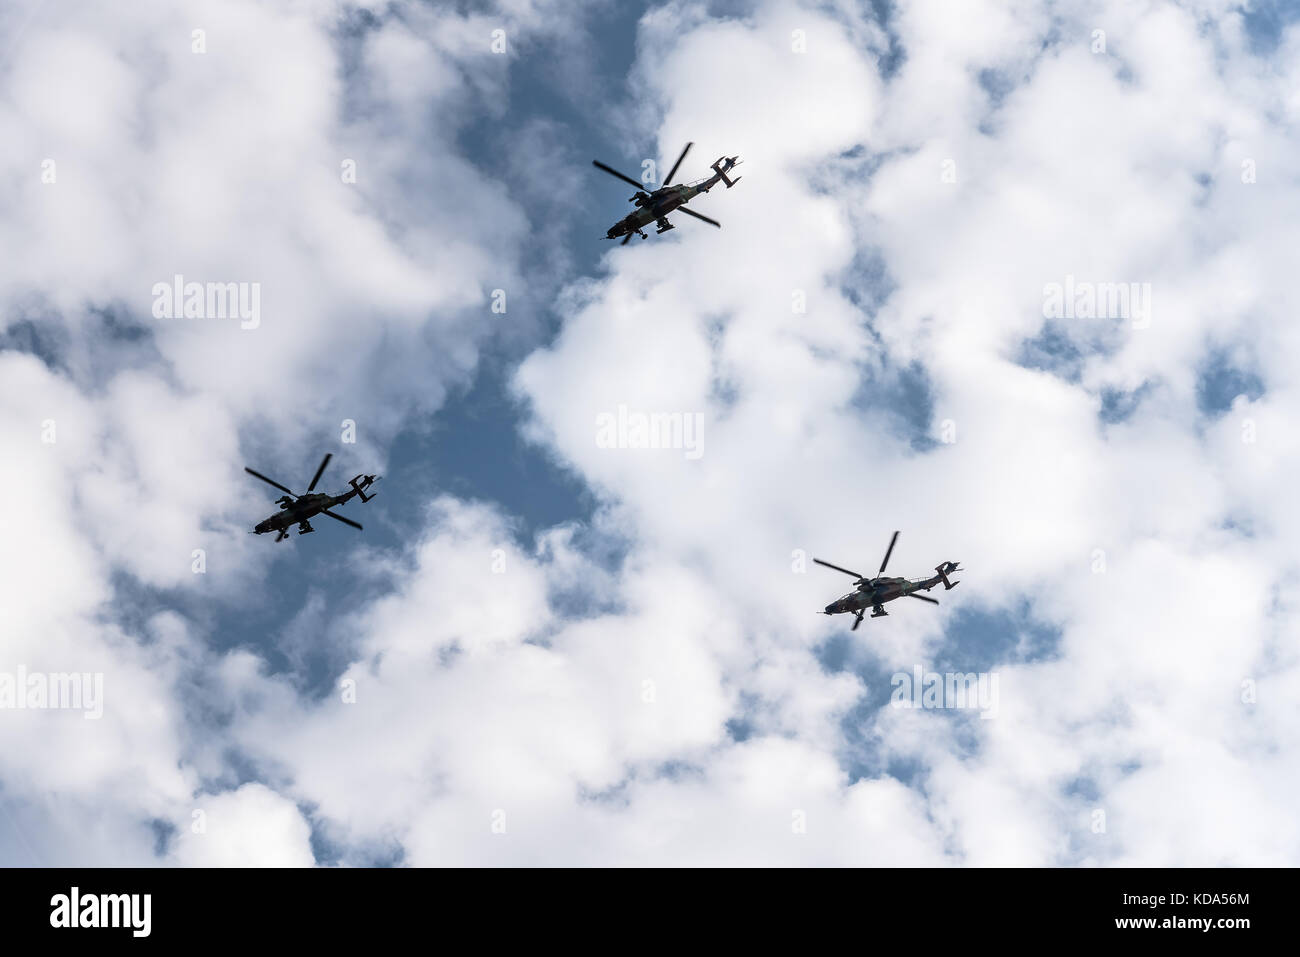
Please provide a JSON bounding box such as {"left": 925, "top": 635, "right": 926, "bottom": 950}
{"left": 244, "top": 453, "right": 378, "bottom": 542}
{"left": 593, "top": 141, "right": 742, "bottom": 244}
{"left": 815, "top": 532, "right": 961, "bottom": 630}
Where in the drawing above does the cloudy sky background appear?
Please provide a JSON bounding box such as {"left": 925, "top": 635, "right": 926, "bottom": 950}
{"left": 1, "top": 0, "right": 1297, "bottom": 865}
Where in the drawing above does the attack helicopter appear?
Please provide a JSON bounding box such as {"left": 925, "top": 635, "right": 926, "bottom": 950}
{"left": 815, "top": 531, "right": 961, "bottom": 630}
{"left": 593, "top": 141, "right": 742, "bottom": 244}
{"left": 244, "top": 453, "right": 378, "bottom": 542}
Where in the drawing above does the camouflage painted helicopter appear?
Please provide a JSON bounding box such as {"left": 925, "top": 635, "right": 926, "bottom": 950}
{"left": 593, "top": 142, "right": 742, "bottom": 244}
{"left": 816, "top": 532, "right": 961, "bottom": 630}
{"left": 245, "top": 453, "right": 378, "bottom": 542}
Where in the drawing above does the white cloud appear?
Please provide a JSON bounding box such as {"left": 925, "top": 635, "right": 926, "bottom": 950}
{"left": 3, "top": 0, "right": 1299, "bottom": 867}
{"left": 0, "top": 0, "right": 601, "bottom": 865}
{"left": 172, "top": 782, "right": 314, "bottom": 867}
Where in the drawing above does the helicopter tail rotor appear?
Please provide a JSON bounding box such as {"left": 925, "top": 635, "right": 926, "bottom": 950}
{"left": 936, "top": 561, "right": 961, "bottom": 590}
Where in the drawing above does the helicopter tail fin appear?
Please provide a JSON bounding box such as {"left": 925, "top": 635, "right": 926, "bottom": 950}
{"left": 936, "top": 562, "right": 961, "bottom": 590}
{"left": 349, "top": 474, "right": 379, "bottom": 503}
{"left": 711, "top": 156, "right": 743, "bottom": 188}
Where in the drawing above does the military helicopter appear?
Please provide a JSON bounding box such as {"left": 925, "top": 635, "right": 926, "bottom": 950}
{"left": 593, "top": 142, "right": 742, "bottom": 244}
{"left": 244, "top": 453, "right": 378, "bottom": 542}
{"left": 815, "top": 532, "right": 961, "bottom": 630}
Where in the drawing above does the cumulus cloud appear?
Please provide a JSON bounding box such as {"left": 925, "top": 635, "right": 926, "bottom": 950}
{"left": 3, "top": 0, "right": 1298, "bottom": 867}
{"left": 0, "top": 0, "right": 602, "bottom": 864}
{"left": 172, "top": 782, "right": 314, "bottom": 867}
{"left": 508, "top": 0, "right": 1300, "bottom": 864}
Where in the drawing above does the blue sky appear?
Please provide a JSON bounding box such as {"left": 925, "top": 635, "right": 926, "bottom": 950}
{"left": 2, "top": 0, "right": 1300, "bottom": 866}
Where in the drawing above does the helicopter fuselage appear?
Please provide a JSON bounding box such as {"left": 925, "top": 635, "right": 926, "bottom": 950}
{"left": 817, "top": 534, "right": 960, "bottom": 627}
{"left": 606, "top": 182, "right": 708, "bottom": 239}
{"left": 246, "top": 456, "right": 377, "bottom": 542}
{"left": 596, "top": 150, "right": 740, "bottom": 241}
{"left": 824, "top": 575, "right": 940, "bottom": 616}
{"left": 254, "top": 490, "right": 353, "bottom": 535}
{"left": 252, "top": 475, "right": 376, "bottom": 538}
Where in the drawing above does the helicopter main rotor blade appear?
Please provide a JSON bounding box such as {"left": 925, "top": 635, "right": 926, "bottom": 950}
{"left": 851, "top": 612, "right": 864, "bottom": 632}
{"left": 306, "top": 453, "right": 332, "bottom": 492}
{"left": 678, "top": 207, "right": 720, "bottom": 228}
{"left": 321, "top": 509, "right": 362, "bottom": 530}
{"left": 244, "top": 467, "right": 297, "bottom": 497}
{"left": 662, "top": 142, "right": 693, "bottom": 186}
{"left": 878, "top": 531, "right": 900, "bottom": 576}
{"left": 593, "top": 160, "right": 646, "bottom": 191}
{"left": 621, "top": 232, "right": 634, "bottom": 245}
{"left": 813, "top": 558, "right": 865, "bottom": 579}
{"left": 907, "top": 593, "right": 940, "bottom": 604}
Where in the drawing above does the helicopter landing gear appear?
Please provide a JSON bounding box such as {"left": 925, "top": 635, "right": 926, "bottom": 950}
{"left": 655, "top": 217, "right": 674, "bottom": 234}
{"left": 297, "top": 521, "right": 315, "bottom": 535}
{"left": 870, "top": 605, "right": 888, "bottom": 618}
